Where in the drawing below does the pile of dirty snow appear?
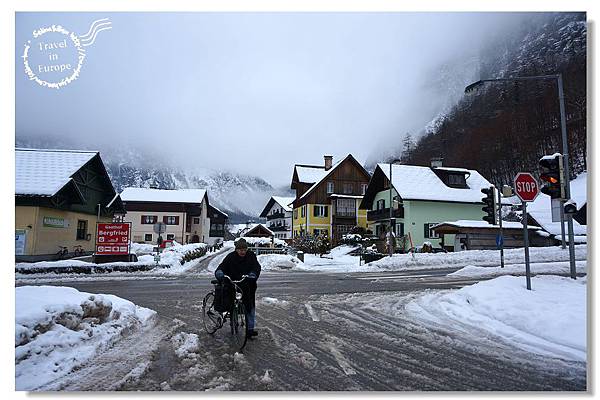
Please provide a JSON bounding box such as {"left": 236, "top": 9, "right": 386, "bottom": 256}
{"left": 406, "top": 275, "right": 586, "bottom": 361}
{"left": 15, "top": 286, "right": 156, "bottom": 390}
{"left": 258, "top": 254, "right": 302, "bottom": 270}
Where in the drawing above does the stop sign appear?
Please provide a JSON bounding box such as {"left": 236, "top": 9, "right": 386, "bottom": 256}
{"left": 514, "top": 172, "right": 539, "bottom": 202}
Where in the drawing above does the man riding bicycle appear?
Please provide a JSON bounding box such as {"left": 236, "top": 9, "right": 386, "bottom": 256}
{"left": 215, "top": 238, "right": 261, "bottom": 338}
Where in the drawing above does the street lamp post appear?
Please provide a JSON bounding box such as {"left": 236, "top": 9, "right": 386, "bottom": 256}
{"left": 465, "top": 73, "right": 577, "bottom": 278}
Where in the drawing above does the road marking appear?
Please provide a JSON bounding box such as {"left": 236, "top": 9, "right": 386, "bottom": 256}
{"left": 305, "top": 304, "right": 320, "bottom": 322}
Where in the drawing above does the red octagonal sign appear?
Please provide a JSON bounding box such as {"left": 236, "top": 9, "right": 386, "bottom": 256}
{"left": 514, "top": 172, "right": 540, "bottom": 202}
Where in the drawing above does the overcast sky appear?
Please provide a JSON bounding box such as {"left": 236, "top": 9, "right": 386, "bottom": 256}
{"left": 16, "top": 12, "right": 531, "bottom": 186}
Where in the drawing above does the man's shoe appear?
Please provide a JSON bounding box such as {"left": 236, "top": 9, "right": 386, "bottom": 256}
{"left": 248, "top": 329, "right": 258, "bottom": 338}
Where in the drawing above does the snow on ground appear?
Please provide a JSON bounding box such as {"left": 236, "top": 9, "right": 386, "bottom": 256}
{"left": 450, "top": 260, "right": 587, "bottom": 278}
{"left": 15, "top": 285, "right": 157, "bottom": 391}
{"left": 406, "top": 275, "right": 586, "bottom": 361}
{"left": 366, "top": 245, "right": 587, "bottom": 272}
{"left": 258, "top": 254, "right": 302, "bottom": 271}
{"left": 16, "top": 242, "right": 232, "bottom": 278}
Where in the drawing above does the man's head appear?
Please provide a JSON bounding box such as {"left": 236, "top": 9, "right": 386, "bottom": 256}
{"left": 235, "top": 238, "right": 248, "bottom": 257}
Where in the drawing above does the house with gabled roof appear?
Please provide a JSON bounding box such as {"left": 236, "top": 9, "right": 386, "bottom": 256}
{"left": 359, "top": 162, "right": 493, "bottom": 251}
{"left": 259, "top": 196, "right": 294, "bottom": 240}
{"left": 290, "top": 154, "right": 371, "bottom": 245}
{"left": 120, "top": 187, "right": 211, "bottom": 245}
{"left": 208, "top": 204, "right": 229, "bottom": 244}
{"left": 15, "top": 148, "right": 124, "bottom": 261}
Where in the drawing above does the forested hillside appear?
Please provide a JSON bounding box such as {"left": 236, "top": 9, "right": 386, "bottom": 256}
{"left": 398, "top": 13, "right": 586, "bottom": 187}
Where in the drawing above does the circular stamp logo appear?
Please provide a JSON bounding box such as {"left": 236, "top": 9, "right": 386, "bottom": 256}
{"left": 22, "top": 19, "right": 112, "bottom": 89}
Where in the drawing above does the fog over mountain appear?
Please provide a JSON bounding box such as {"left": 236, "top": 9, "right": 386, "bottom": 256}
{"left": 16, "top": 12, "right": 535, "bottom": 187}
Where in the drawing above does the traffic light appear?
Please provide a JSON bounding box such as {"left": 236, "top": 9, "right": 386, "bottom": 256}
{"left": 564, "top": 199, "right": 577, "bottom": 215}
{"left": 539, "top": 154, "right": 565, "bottom": 199}
{"left": 481, "top": 186, "right": 497, "bottom": 225}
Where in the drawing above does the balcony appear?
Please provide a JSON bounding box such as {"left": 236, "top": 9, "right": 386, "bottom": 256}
{"left": 209, "top": 230, "right": 225, "bottom": 237}
{"left": 267, "top": 212, "right": 285, "bottom": 220}
{"left": 367, "top": 207, "right": 404, "bottom": 222}
{"left": 269, "top": 225, "right": 290, "bottom": 232}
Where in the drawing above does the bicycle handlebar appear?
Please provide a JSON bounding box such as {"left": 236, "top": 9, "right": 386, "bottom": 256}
{"left": 223, "top": 274, "right": 248, "bottom": 284}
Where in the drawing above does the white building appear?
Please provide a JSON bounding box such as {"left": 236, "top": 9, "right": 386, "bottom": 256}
{"left": 120, "top": 188, "right": 210, "bottom": 244}
{"left": 259, "top": 196, "right": 294, "bottom": 240}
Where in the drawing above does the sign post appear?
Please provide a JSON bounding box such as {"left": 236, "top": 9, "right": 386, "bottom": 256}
{"left": 514, "top": 173, "right": 540, "bottom": 290}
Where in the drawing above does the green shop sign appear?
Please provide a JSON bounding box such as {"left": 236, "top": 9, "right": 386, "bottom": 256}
{"left": 43, "top": 216, "right": 66, "bottom": 228}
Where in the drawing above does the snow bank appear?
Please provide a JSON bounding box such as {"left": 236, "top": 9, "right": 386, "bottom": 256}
{"left": 238, "top": 237, "right": 287, "bottom": 247}
{"left": 258, "top": 254, "right": 302, "bottom": 271}
{"left": 130, "top": 242, "right": 155, "bottom": 255}
{"left": 406, "top": 275, "right": 586, "bottom": 361}
{"left": 15, "top": 286, "right": 157, "bottom": 390}
{"left": 450, "top": 260, "right": 587, "bottom": 278}
{"left": 367, "top": 245, "right": 587, "bottom": 272}
{"left": 16, "top": 242, "right": 218, "bottom": 276}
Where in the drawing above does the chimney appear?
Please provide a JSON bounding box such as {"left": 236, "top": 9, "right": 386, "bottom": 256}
{"left": 324, "top": 155, "right": 333, "bottom": 170}
{"left": 430, "top": 158, "right": 443, "bottom": 168}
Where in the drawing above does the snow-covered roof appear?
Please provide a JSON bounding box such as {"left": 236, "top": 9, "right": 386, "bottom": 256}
{"left": 295, "top": 165, "right": 327, "bottom": 184}
{"left": 272, "top": 196, "right": 295, "bottom": 212}
{"left": 297, "top": 157, "right": 360, "bottom": 202}
{"left": 16, "top": 148, "right": 98, "bottom": 196}
{"left": 329, "top": 194, "right": 364, "bottom": 199}
{"left": 209, "top": 203, "right": 229, "bottom": 218}
{"left": 433, "top": 220, "right": 541, "bottom": 231}
{"left": 378, "top": 164, "right": 492, "bottom": 204}
{"left": 568, "top": 172, "right": 587, "bottom": 209}
{"left": 242, "top": 223, "right": 274, "bottom": 237}
{"left": 120, "top": 187, "right": 207, "bottom": 204}
{"left": 526, "top": 174, "right": 587, "bottom": 236}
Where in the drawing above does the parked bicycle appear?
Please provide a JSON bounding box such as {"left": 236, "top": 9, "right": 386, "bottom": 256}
{"left": 73, "top": 245, "right": 85, "bottom": 257}
{"left": 56, "top": 246, "right": 68, "bottom": 259}
{"left": 202, "top": 274, "right": 249, "bottom": 352}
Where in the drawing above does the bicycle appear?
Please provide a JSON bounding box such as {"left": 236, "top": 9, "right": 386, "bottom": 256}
{"left": 73, "top": 245, "right": 85, "bottom": 257}
{"left": 202, "top": 275, "right": 249, "bottom": 352}
{"left": 56, "top": 246, "right": 68, "bottom": 259}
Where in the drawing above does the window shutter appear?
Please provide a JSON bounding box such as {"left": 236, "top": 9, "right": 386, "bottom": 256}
{"left": 314, "top": 206, "right": 318, "bottom": 217}
{"left": 163, "top": 216, "right": 168, "bottom": 224}
{"left": 153, "top": 216, "right": 158, "bottom": 224}
{"left": 175, "top": 216, "right": 180, "bottom": 225}
{"left": 324, "top": 206, "right": 328, "bottom": 217}
{"left": 424, "top": 224, "right": 429, "bottom": 239}
{"left": 141, "top": 215, "right": 145, "bottom": 224}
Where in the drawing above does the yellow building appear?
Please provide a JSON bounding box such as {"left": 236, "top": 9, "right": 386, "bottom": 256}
{"left": 290, "top": 154, "right": 371, "bottom": 246}
{"left": 16, "top": 148, "right": 124, "bottom": 261}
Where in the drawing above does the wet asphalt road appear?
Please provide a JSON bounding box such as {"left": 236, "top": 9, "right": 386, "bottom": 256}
{"left": 18, "top": 255, "right": 587, "bottom": 391}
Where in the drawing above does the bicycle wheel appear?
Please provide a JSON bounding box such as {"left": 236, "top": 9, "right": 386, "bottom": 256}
{"left": 202, "top": 292, "right": 222, "bottom": 334}
{"left": 230, "top": 301, "right": 248, "bottom": 351}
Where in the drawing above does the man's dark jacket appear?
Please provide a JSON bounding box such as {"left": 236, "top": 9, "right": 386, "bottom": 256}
{"left": 215, "top": 250, "right": 261, "bottom": 308}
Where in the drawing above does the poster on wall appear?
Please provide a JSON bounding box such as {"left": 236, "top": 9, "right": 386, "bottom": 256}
{"left": 15, "top": 230, "right": 27, "bottom": 255}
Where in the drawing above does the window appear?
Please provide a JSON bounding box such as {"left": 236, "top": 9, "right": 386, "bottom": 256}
{"left": 327, "top": 181, "right": 334, "bottom": 194}
{"left": 141, "top": 215, "right": 157, "bottom": 224}
{"left": 396, "top": 223, "right": 404, "bottom": 237}
{"left": 167, "top": 234, "right": 175, "bottom": 240}
{"left": 337, "top": 199, "right": 356, "bottom": 217}
{"left": 376, "top": 199, "right": 385, "bottom": 210}
{"left": 144, "top": 233, "right": 153, "bottom": 242}
{"left": 343, "top": 183, "right": 353, "bottom": 194}
{"left": 361, "top": 184, "right": 368, "bottom": 195}
{"left": 313, "top": 205, "right": 328, "bottom": 217}
{"left": 424, "top": 223, "right": 439, "bottom": 239}
{"left": 76, "top": 220, "right": 88, "bottom": 240}
{"left": 164, "top": 216, "right": 179, "bottom": 225}
{"left": 193, "top": 217, "right": 200, "bottom": 224}
{"left": 301, "top": 206, "right": 306, "bottom": 218}
{"left": 448, "top": 174, "right": 466, "bottom": 186}
{"left": 294, "top": 209, "right": 298, "bottom": 219}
